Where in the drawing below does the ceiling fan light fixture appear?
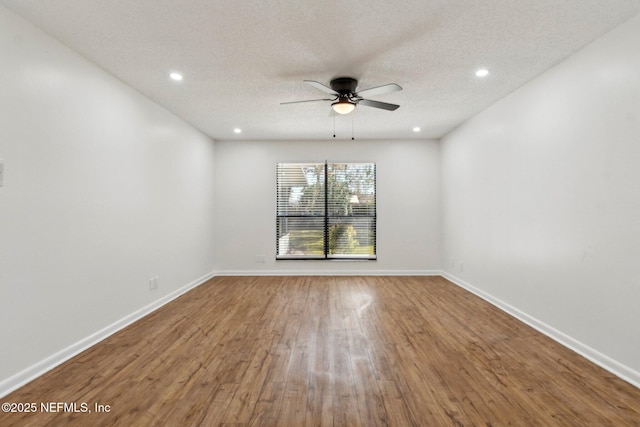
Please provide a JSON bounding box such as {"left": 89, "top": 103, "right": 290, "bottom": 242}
{"left": 332, "top": 99, "right": 356, "bottom": 115}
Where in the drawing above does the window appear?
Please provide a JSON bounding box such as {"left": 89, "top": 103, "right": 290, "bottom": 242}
{"left": 276, "top": 162, "right": 376, "bottom": 260}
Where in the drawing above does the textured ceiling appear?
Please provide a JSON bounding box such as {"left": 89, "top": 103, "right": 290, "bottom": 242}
{"left": 2, "top": 0, "right": 639, "bottom": 140}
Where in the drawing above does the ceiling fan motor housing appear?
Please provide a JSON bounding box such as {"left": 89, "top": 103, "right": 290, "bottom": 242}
{"left": 330, "top": 77, "right": 358, "bottom": 95}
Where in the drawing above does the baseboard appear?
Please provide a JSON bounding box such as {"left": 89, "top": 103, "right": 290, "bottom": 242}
{"left": 0, "top": 271, "right": 216, "bottom": 399}
{"left": 213, "top": 269, "right": 442, "bottom": 276}
{"left": 442, "top": 272, "right": 640, "bottom": 389}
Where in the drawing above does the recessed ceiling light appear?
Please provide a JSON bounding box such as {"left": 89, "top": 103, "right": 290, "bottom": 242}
{"left": 475, "top": 69, "right": 489, "bottom": 77}
{"left": 169, "top": 72, "right": 183, "bottom": 81}
{"left": 412, "top": 127, "right": 421, "bottom": 132}
{"left": 233, "top": 128, "right": 242, "bottom": 134}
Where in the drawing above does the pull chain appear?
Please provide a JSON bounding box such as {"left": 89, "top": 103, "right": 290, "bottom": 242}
{"left": 333, "top": 114, "right": 336, "bottom": 138}
{"left": 351, "top": 115, "right": 355, "bottom": 140}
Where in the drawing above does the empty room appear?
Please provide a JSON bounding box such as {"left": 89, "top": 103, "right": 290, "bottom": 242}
{"left": 1, "top": 1, "right": 640, "bottom": 425}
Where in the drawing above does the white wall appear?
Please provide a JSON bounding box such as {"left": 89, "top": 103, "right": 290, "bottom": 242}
{"left": 214, "top": 139, "right": 441, "bottom": 274}
{"left": 0, "top": 7, "right": 216, "bottom": 394}
{"left": 441, "top": 14, "right": 640, "bottom": 384}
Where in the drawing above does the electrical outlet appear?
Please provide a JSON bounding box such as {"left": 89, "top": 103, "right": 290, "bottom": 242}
{"left": 459, "top": 261, "right": 464, "bottom": 272}
{"left": 149, "top": 276, "right": 159, "bottom": 290}
{"left": 256, "top": 254, "right": 266, "bottom": 264}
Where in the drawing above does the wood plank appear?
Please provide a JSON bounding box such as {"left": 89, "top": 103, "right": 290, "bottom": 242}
{"left": 378, "top": 380, "right": 418, "bottom": 427}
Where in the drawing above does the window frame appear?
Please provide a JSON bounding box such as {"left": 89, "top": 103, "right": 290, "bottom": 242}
{"left": 276, "top": 161, "right": 376, "bottom": 261}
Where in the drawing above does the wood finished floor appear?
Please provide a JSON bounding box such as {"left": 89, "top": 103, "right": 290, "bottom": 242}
{"left": 1, "top": 276, "right": 639, "bottom": 426}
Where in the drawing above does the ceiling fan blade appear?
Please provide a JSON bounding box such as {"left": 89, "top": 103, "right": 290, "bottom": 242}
{"left": 304, "top": 80, "right": 339, "bottom": 96}
{"left": 280, "top": 98, "right": 334, "bottom": 105}
{"left": 355, "top": 83, "right": 402, "bottom": 98}
{"left": 358, "top": 99, "right": 400, "bottom": 111}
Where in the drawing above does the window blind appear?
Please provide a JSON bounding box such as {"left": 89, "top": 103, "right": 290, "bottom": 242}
{"left": 276, "top": 162, "right": 376, "bottom": 260}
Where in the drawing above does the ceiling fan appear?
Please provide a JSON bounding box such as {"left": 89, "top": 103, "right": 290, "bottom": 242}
{"left": 281, "top": 77, "right": 402, "bottom": 115}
